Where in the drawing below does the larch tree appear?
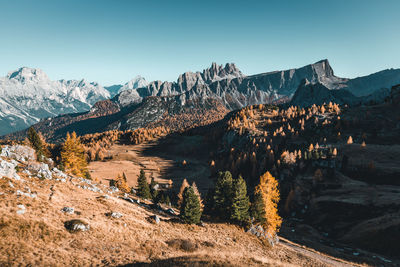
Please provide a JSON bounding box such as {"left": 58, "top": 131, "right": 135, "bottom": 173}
{"left": 347, "top": 136, "right": 353, "bottom": 144}
{"left": 61, "top": 132, "right": 89, "bottom": 178}
{"left": 253, "top": 171, "right": 282, "bottom": 236}
{"left": 116, "top": 173, "right": 130, "bottom": 193}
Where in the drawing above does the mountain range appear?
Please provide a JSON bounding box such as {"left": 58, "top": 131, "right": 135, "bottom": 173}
{"left": 2, "top": 60, "right": 400, "bottom": 138}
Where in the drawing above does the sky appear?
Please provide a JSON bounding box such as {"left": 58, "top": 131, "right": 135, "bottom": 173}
{"left": 0, "top": 0, "right": 399, "bottom": 86}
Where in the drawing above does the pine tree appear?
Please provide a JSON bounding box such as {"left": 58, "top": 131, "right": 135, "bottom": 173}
{"left": 191, "top": 182, "right": 204, "bottom": 212}
{"left": 213, "top": 171, "right": 233, "bottom": 219}
{"left": 180, "top": 186, "right": 202, "bottom": 224}
{"left": 177, "top": 178, "right": 190, "bottom": 208}
{"left": 253, "top": 171, "right": 282, "bottom": 236}
{"left": 230, "top": 175, "right": 250, "bottom": 223}
{"left": 61, "top": 132, "right": 88, "bottom": 177}
{"left": 251, "top": 190, "right": 266, "bottom": 224}
{"left": 150, "top": 177, "right": 158, "bottom": 200}
{"left": 27, "top": 127, "right": 45, "bottom": 161}
{"left": 137, "top": 169, "right": 151, "bottom": 199}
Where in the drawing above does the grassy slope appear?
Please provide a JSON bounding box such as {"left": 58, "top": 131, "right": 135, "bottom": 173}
{"left": 0, "top": 171, "right": 360, "bottom": 267}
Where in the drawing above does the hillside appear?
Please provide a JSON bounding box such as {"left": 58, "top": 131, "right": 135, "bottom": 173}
{"left": 0, "top": 144, "right": 370, "bottom": 266}
{"left": 205, "top": 89, "right": 400, "bottom": 261}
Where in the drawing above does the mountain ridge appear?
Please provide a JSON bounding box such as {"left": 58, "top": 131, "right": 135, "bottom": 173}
{"left": 2, "top": 60, "right": 400, "bottom": 137}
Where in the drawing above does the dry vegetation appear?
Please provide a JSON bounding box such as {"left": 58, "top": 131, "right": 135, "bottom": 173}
{"left": 0, "top": 172, "right": 361, "bottom": 266}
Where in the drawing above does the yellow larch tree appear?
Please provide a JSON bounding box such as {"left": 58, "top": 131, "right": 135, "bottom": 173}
{"left": 61, "top": 132, "right": 89, "bottom": 178}
{"left": 254, "top": 171, "right": 282, "bottom": 236}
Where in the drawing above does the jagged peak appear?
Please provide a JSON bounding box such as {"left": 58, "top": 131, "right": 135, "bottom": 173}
{"left": 312, "top": 59, "right": 334, "bottom": 77}
{"left": 6, "top": 67, "right": 49, "bottom": 82}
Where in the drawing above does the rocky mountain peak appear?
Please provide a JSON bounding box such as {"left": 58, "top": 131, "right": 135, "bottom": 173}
{"left": 313, "top": 59, "right": 334, "bottom": 77}
{"left": 6, "top": 67, "right": 49, "bottom": 83}
{"left": 202, "top": 62, "right": 243, "bottom": 82}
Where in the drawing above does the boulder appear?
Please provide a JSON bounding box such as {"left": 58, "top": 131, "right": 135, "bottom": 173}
{"left": 28, "top": 162, "right": 52, "bottom": 179}
{"left": 106, "top": 212, "right": 123, "bottom": 219}
{"left": 64, "top": 219, "right": 90, "bottom": 232}
{"left": 0, "top": 159, "right": 21, "bottom": 180}
{"left": 0, "top": 145, "right": 35, "bottom": 162}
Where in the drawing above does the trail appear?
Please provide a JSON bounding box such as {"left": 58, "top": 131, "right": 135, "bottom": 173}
{"left": 278, "top": 237, "right": 359, "bottom": 267}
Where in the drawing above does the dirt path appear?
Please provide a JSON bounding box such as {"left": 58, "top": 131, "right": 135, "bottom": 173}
{"left": 278, "top": 237, "right": 359, "bottom": 267}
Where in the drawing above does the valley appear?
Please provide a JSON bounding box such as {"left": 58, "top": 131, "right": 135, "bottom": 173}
{"left": 88, "top": 136, "right": 213, "bottom": 193}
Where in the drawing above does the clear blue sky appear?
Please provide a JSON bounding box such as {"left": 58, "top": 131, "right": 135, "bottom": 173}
{"left": 1, "top": 0, "right": 399, "bottom": 85}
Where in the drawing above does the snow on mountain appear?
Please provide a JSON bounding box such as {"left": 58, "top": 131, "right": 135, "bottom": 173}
{"left": 0, "top": 67, "right": 110, "bottom": 135}
{"left": 104, "top": 76, "right": 148, "bottom": 98}
{"left": 119, "top": 75, "right": 148, "bottom": 92}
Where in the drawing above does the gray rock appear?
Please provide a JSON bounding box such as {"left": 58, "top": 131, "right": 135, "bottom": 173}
{"left": 0, "top": 145, "right": 35, "bottom": 162}
{"left": 166, "top": 208, "right": 176, "bottom": 215}
{"left": 0, "top": 159, "right": 21, "bottom": 180}
{"left": 28, "top": 162, "right": 52, "bottom": 179}
{"left": 61, "top": 207, "right": 74, "bottom": 214}
{"left": 108, "top": 186, "right": 119, "bottom": 193}
{"left": 64, "top": 219, "right": 90, "bottom": 232}
{"left": 148, "top": 215, "right": 160, "bottom": 224}
{"left": 106, "top": 212, "right": 123, "bottom": 219}
{"left": 16, "top": 204, "right": 26, "bottom": 214}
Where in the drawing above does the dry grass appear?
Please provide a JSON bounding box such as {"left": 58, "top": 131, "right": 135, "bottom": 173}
{"left": 0, "top": 172, "right": 362, "bottom": 266}
{"left": 88, "top": 141, "right": 212, "bottom": 192}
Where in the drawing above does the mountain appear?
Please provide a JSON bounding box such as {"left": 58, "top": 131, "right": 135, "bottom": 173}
{"left": 0, "top": 67, "right": 110, "bottom": 135}
{"left": 113, "top": 60, "right": 346, "bottom": 110}
{"left": 290, "top": 79, "right": 393, "bottom": 107}
{"left": 4, "top": 60, "right": 400, "bottom": 140}
{"left": 343, "top": 68, "right": 400, "bottom": 96}
{"left": 105, "top": 75, "right": 148, "bottom": 97}
{"left": 290, "top": 79, "right": 356, "bottom": 107}
{"left": 115, "top": 59, "right": 400, "bottom": 111}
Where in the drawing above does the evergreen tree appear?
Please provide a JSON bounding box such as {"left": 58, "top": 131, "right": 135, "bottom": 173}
{"left": 230, "top": 175, "right": 250, "bottom": 223}
{"left": 137, "top": 169, "right": 151, "bottom": 199}
{"left": 27, "top": 127, "right": 45, "bottom": 161}
{"left": 253, "top": 171, "right": 282, "bottom": 236}
{"left": 180, "top": 186, "right": 202, "bottom": 224}
{"left": 191, "top": 182, "right": 204, "bottom": 212}
{"left": 150, "top": 177, "right": 158, "bottom": 200}
{"left": 61, "top": 132, "right": 88, "bottom": 177}
{"left": 177, "top": 178, "right": 190, "bottom": 208}
{"left": 213, "top": 171, "right": 233, "bottom": 219}
{"left": 165, "top": 195, "right": 171, "bottom": 206}
{"left": 251, "top": 190, "right": 266, "bottom": 224}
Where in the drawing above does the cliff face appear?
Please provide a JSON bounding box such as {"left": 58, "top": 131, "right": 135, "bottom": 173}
{"left": 114, "top": 60, "right": 345, "bottom": 109}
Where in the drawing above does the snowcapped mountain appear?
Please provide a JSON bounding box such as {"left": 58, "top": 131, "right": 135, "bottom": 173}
{"left": 0, "top": 67, "right": 110, "bottom": 135}
{"left": 105, "top": 75, "right": 148, "bottom": 97}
